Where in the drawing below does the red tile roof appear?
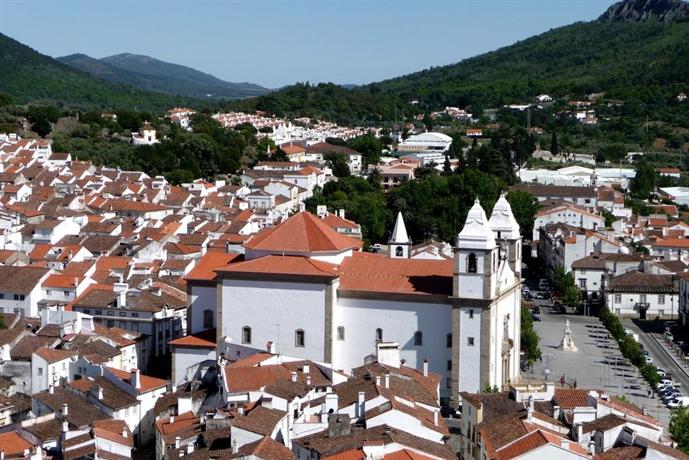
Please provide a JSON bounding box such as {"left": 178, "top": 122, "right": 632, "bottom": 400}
{"left": 106, "top": 367, "right": 168, "bottom": 393}
{"left": 0, "top": 431, "right": 33, "bottom": 456}
{"left": 338, "top": 253, "right": 453, "bottom": 296}
{"left": 244, "top": 211, "right": 362, "bottom": 253}
{"left": 184, "top": 252, "right": 241, "bottom": 282}
{"left": 169, "top": 329, "right": 216, "bottom": 349}
{"left": 217, "top": 255, "right": 339, "bottom": 278}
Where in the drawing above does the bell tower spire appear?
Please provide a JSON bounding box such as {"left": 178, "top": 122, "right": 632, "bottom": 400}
{"left": 389, "top": 212, "right": 411, "bottom": 258}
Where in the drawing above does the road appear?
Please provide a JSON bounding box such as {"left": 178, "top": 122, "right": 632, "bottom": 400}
{"left": 623, "top": 319, "right": 689, "bottom": 392}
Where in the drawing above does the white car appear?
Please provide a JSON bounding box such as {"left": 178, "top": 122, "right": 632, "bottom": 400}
{"left": 667, "top": 399, "right": 681, "bottom": 409}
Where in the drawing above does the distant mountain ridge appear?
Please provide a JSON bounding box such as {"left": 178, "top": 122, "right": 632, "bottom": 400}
{"left": 58, "top": 52, "right": 269, "bottom": 100}
{"left": 599, "top": 0, "right": 689, "bottom": 22}
{"left": 0, "top": 32, "right": 193, "bottom": 110}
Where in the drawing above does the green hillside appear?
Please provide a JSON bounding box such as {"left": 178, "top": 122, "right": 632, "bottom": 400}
{"left": 231, "top": 13, "right": 689, "bottom": 122}
{"left": 0, "top": 33, "right": 196, "bottom": 111}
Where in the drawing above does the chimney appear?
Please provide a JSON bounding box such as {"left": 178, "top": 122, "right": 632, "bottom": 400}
{"left": 527, "top": 396, "right": 534, "bottom": 422}
{"left": 62, "top": 403, "right": 68, "bottom": 416}
{"left": 232, "top": 438, "right": 239, "bottom": 454}
{"left": 384, "top": 374, "right": 390, "bottom": 388}
{"left": 560, "top": 440, "right": 570, "bottom": 450}
{"left": 577, "top": 423, "right": 583, "bottom": 442}
{"left": 357, "top": 391, "right": 366, "bottom": 419}
{"left": 113, "top": 281, "right": 128, "bottom": 308}
{"left": 175, "top": 436, "right": 181, "bottom": 449}
{"left": 423, "top": 358, "right": 429, "bottom": 377}
{"left": 339, "top": 209, "right": 345, "bottom": 219}
{"left": 49, "top": 384, "right": 54, "bottom": 394}
{"left": 91, "top": 385, "right": 103, "bottom": 400}
{"left": 238, "top": 407, "right": 244, "bottom": 416}
{"left": 306, "top": 375, "right": 311, "bottom": 386}
{"left": 131, "top": 369, "right": 141, "bottom": 390}
{"left": 291, "top": 372, "right": 297, "bottom": 382}
{"left": 433, "top": 410, "right": 439, "bottom": 426}
{"left": 122, "top": 427, "right": 128, "bottom": 438}
{"left": 375, "top": 375, "right": 381, "bottom": 386}
{"left": 553, "top": 405, "right": 561, "bottom": 420}
{"left": 187, "top": 441, "right": 194, "bottom": 454}
{"left": 62, "top": 420, "right": 69, "bottom": 433}
{"left": 170, "top": 416, "right": 175, "bottom": 424}
{"left": 589, "top": 439, "right": 596, "bottom": 455}
{"left": 303, "top": 363, "right": 310, "bottom": 374}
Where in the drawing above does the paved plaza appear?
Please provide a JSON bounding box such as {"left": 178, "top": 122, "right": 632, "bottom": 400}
{"left": 528, "top": 304, "right": 672, "bottom": 425}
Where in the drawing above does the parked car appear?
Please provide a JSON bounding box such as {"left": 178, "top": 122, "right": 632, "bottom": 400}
{"left": 533, "top": 306, "right": 541, "bottom": 314}
{"left": 665, "top": 332, "right": 674, "bottom": 342}
{"left": 536, "top": 292, "right": 548, "bottom": 299}
{"left": 667, "top": 399, "right": 681, "bottom": 409}
{"left": 645, "top": 355, "right": 654, "bottom": 364}
{"left": 538, "top": 279, "right": 550, "bottom": 290}
{"left": 675, "top": 397, "right": 689, "bottom": 407}
{"left": 531, "top": 312, "right": 541, "bottom": 322}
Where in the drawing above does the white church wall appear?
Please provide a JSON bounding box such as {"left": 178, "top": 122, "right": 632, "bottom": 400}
{"left": 333, "top": 296, "right": 452, "bottom": 386}
{"left": 221, "top": 279, "right": 328, "bottom": 362}
{"left": 458, "top": 307, "right": 482, "bottom": 393}
{"left": 189, "top": 285, "right": 216, "bottom": 334}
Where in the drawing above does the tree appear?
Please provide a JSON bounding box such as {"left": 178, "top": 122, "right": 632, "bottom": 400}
{"left": 550, "top": 131, "right": 559, "bottom": 156}
{"left": 553, "top": 266, "right": 581, "bottom": 308}
{"left": 0, "top": 92, "right": 13, "bottom": 107}
{"left": 670, "top": 406, "right": 689, "bottom": 453}
{"left": 325, "top": 153, "right": 351, "bottom": 178}
{"left": 31, "top": 118, "right": 52, "bottom": 137}
{"left": 442, "top": 155, "right": 452, "bottom": 175}
{"left": 347, "top": 135, "right": 383, "bottom": 166}
{"left": 506, "top": 190, "right": 539, "bottom": 239}
{"left": 521, "top": 305, "right": 541, "bottom": 366}
{"left": 630, "top": 158, "right": 657, "bottom": 199}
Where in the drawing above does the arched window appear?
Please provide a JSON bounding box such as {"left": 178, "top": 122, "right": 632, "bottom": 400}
{"left": 203, "top": 309, "right": 213, "bottom": 329}
{"left": 375, "top": 328, "right": 383, "bottom": 342}
{"left": 395, "top": 246, "right": 404, "bottom": 257}
{"left": 468, "top": 253, "right": 477, "bottom": 273}
{"left": 242, "top": 326, "right": 252, "bottom": 344}
{"left": 337, "top": 326, "right": 345, "bottom": 341}
{"left": 414, "top": 331, "right": 423, "bottom": 346}
{"left": 295, "top": 329, "right": 305, "bottom": 347}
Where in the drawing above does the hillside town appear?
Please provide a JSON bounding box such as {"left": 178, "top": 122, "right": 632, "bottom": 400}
{"left": 1, "top": 115, "right": 689, "bottom": 460}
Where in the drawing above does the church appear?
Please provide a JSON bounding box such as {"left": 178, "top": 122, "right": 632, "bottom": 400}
{"left": 185, "top": 193, "right": 523, "bottom": 405}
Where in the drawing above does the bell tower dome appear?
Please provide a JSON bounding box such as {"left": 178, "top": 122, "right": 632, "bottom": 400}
{"left": 454, "top": 198, "right": 499, "bottom": 300}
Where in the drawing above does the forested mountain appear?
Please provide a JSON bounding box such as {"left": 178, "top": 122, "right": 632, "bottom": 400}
{"left": 0, "top": 33, "right": 194, "bottom": 111}
{"left": 59, "top": 52, "right": 269, "bottom": 99}
{"left": 231, "top": 0, "right": 689, "bottom": 123}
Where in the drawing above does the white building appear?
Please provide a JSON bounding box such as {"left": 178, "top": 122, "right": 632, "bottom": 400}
{"left": 0, "top": 266, "right": 50, "bottom": 316}
{"left": 205, "top": 196, "right": 522, "bottom": 405}
{"left": 518, "top": 166, "right": 635, "bottom": 189}
{"left": 131, "top": 122, "right": 158, "bottom": 145}
{"left": 533, "top": 202, "right": 605, "bottom": 242}
{"left": 397, "top": 132, "right": 452, "bottom": 155}
{"left": 606, "top": 271, "right": 678, "bottom": 320}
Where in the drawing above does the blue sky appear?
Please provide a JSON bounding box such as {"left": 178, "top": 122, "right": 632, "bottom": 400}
{"left": 2, "top": 0, "right": 611, "bottom": 88}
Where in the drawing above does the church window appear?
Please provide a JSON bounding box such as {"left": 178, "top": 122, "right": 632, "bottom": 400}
{"left": 395, "top": 246, "right": 404, "bottom": 257}
{"left": 295, "top": 329, "right": 305, "bottom": 347}
{"left": 467, "top": 253, "right": 477, "bottom": 273}
{"left": 242, "top": 326, "right": 252, "bottom": 344}
{"left": 337, "top": 326, "right": 345, "bottom": 341}
{"left": 375, "top": 328, "right": 383, "bottom": 342}
{"left": 467, "top": 337, "right": 475, "bottom": 346}
{"left": 469, "top": 309, "right": 474, "bottom": 319}
{"left": 446, "top": 333, "right": 452, "bottom": 348}
{"left": 414, "top": 331, "right": 423, "bottom": 346}
{"left": 203, "top": 309, "right": 213, "bottom": 329}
